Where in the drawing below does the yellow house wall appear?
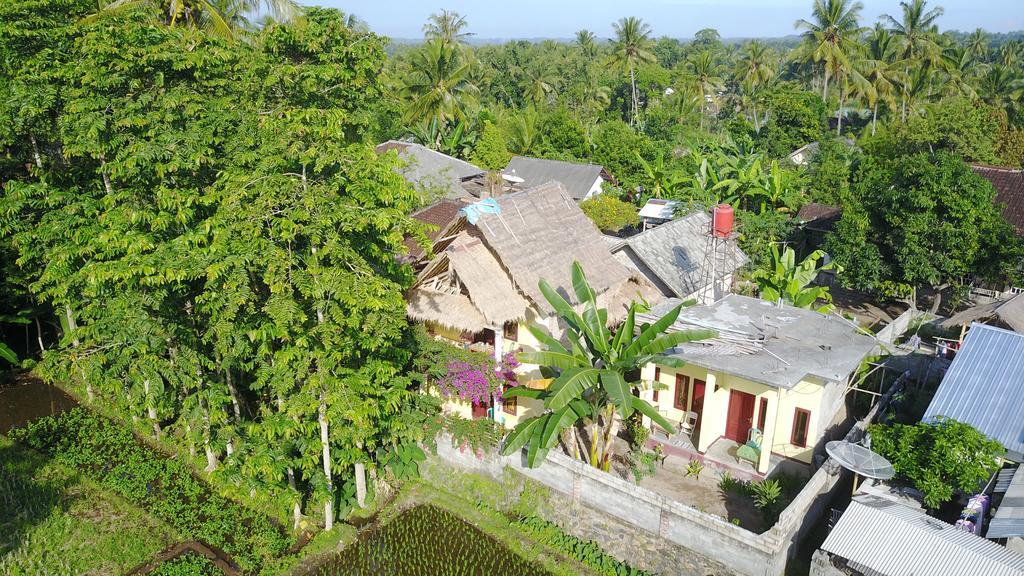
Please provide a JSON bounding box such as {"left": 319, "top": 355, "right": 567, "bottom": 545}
{"left": 642, "top": 363, "right": 829, "bottom": 473}
{"left": 422, "top": 316, "right": 551, "bottom": 429}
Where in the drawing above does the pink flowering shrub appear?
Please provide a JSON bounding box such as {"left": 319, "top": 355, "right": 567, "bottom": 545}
{"left": 437, "top": 353, "right": 519, "bottom": 404}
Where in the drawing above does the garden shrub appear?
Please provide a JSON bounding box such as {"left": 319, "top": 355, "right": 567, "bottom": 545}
{"left": 9, "top": 408, "right": 292, "bottom": 573}
{"left": 150, "top": 552, "right": 224, "bottom": 576}
{"left": 514, "top": 515, "right": 654, "bottom": 576}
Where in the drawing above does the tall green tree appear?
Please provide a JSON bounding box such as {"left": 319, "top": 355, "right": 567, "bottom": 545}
{"left": 795, "top": 0, "right": 864, "bottom": 102}
{"left": 610, "top": 16, "right": 655, "bottom": 127}
{"left": 422, "top": 9, "right": 473, "bottom": 45}
{"left": 402, "top": 39, "right": 479, "bottom": 128}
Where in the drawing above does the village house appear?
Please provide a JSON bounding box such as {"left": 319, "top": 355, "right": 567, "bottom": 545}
{"left": 605, "top": 209, "right": 748, "bottom": 304}
{"left": 376, "top": 140, "right": 485, "bottom": 202}
{"left": 922, "top": 323, "right": 1024, "bottom": 464}
{"left": 813, "top": 495, "right": 1024, "bottom": 576}
{"left": 636, "top": 294, "right": 878, "bottom": 475}
{"left": 973, "top": 164, "right": 1024, "bottom": 237}
{"left": 405, "top": 181, "right": 660, "bottom": 426}
{"left": 502, "top": 156, "right": 615, "bottom": 201}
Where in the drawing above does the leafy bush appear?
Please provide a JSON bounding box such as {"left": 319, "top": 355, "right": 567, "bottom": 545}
{"left": 150, "top": 552, "right": 224, "bottom": 576}
{"left": 626, "top": 447, "right": 658, "bottom": 483}
{"left": 717, "top": 471, "right": 746, "bottom": 495}
{"left": 514, "top": 515, "right": 655, "bottom": 576}
{"left": 580, "top": 194, "right": 640, "bottom": 234}
{"left": 685, "top": 459, "right": 704, "bottom": 479}
{"left": 444, "top": 414, "right": 502, "bottom": 454}
{"left": 8, "top": 409, "right": 292, "bottom": 572}
{"left": 750, "top": 478, "right": 781, "bottom": 511}
{"left": 868, "top": 417, "right": 1003, "bottom": 509}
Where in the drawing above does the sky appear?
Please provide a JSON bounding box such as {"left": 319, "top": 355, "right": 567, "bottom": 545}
{"left": 308, "top": 0, "right": 1021, "bottom": 40}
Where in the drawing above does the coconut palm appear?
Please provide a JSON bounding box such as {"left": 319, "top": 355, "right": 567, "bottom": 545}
{"left": 505, "top": 107, "right": 540, "bottom": 155}
{"left": 403, "top": 40, "right": 479, "bottom": 127}
{"left": 87, "top": 0, "right": 299, "bottom": 38}
{"left": 610, "top": 16, "right": 655, "bottom": 126}
{"left": 939, "top": 44, "right": 979, "bottom": 99}
{"left": 965, "top": 28, "right": 989, "bottom": 62}
{"left": 977, "top": 65, "right": 1023, "bottom": 113}
{"left": 576, "top": 29, "right": 599, "bottom": 59}
{"left": 423, "top": 9, "right": 474, "bottom": 45}
{"left": 685, "top": 50, "right": 725, "bottom": 131}
{"left": 501, "top": 262, "right": 714, "bottom": 469}
{"left": 795, "top": 0, "right": 864, "bottom": 102}
{"left": 522, "top": 67, "right": 558, "bottom": 106}
{"left": 735, "top": 40, "right": 776, "bottom": 131}
{"left": 882, "top": 0, "right": 944, "bottom": 66}
{"left": 862, "top": 25, "right": 904, "bottom": 134}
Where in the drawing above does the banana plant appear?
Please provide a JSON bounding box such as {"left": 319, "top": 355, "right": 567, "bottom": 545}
{"left": 752, "top": 244, "right": 837, "bottom": 312}
{"left": 500, "top": 262, "right": 714, "bottom": 469}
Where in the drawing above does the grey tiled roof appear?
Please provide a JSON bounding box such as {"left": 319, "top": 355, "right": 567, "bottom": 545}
{"left": 502, "top": 156, "right": 608, "bottom": 200}
{"left": 376, "top": 141, "right": 483, "bottom": 201}
{"left": 612, "top": 211, "right": 747, "bottom": 299}
{"left": 923, "top": 323, "right": 1024, "bottom": 461}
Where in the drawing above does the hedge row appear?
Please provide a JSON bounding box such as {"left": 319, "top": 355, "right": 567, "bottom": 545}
{"left": 9, "top": 408, "right": 292, "bottom": 573}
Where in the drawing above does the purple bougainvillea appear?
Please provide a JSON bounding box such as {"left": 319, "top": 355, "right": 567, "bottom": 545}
{"left": 438, "top": 353, "right": 519, "bottom": 404}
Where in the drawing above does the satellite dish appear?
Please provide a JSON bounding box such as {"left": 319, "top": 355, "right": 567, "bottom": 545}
{"left": 502, "top": 173, "right": 524, "bottom": 184}
{"left": 826, "top": 440, "right": 895, "bottom": 480}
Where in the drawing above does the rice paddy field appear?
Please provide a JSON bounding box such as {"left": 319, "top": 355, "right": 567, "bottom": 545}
{"left": 0, "top": 436, "right": 180, "bottom": 575}
{"left": 312, "top": 504, "right": 552, "bottom": 576}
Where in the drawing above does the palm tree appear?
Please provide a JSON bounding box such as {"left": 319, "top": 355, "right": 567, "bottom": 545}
{"left": 576, "top": 29, "right": 598, "bottom": 58}
{"left": 522, "top": 66, "right": 558, "bottom": 106}
{"left": 965, "top": 28, "right": 989, "bottom": 62}
{"left": 403, "top": 40, "right": 479, "bottom": 128}
{"left": 423, "top": 9, "right": 473, "bottom": 45}
{"left": 610, "top": 17, "right": 655, "bottom": 126}
{"left": 795, "top": 0, "right": 864, "bottom": 102}
{"left": 861, "top": 24, "right": 903, "bottom": 134}
{"left": 735, "top": 40, "right": 776, "bottom": 132}
{"left": 939, "top": 44, "right": 979, "bottom": 99}
{"left": 685, "top": 51, "right": 725, "bottom": 131}
{"left": 501, "top": 262, "right": 713, "bottom": 469}
{"left": 977, "top": 65, "right": 1023, "bottom": 113}
{"left": 87, "top": 0, "right": 299, "bottom": 38}
{"left": 882, "top": 0, "right": 944, "bottom": 66}
{"left": 505, "top": 107, "right": 540, "bottom": 155}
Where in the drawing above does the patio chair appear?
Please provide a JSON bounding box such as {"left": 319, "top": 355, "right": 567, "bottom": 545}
{"left": 652, "top": 410, "right": 697, "bottom": 448}
{"left": 736, "top": 427, "right": 762, "bottom": 467}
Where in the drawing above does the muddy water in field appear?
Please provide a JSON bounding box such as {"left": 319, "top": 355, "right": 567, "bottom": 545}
{"left": 0, "top": 377, "right": 77, "bottom": 433}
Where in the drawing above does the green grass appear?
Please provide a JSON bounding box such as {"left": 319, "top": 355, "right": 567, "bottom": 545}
{"left": 0, "top": 436, "right": 179, "bottom": 575}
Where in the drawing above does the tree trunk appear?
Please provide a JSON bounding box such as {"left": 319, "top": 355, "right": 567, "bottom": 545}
{"left": 35, "top": 317, "right": 45, "bottom": 352}
{"left": 318, "top": 390, "right": 334, "bottom": 530}
{"left": 288, "top": 467, "right": 302, "bottom": 531}
{"left": 836, "top": 90, "right": 844, "bottom": 135}
{"left": 752, "top": 99, "right": 760, "bottom": 133}
{"left": 144, "top": 378, "right": 162, "bottom": 439}
{"left": 226, "top": 369, "right": 242, "bottom": 423}
{"left": 29, "top": 134, "right": 43, "bottom": 169}
{"left": 202, "top": 399, "right": 218, "bottom": 472}
{"left": 872, "top": 102, "right": 878, "bottom": 136}
{"left": 64, "top": 306, "right": 92, "bottom": 403}
{"left": 929, "top": 284, "right": 948, "bottom": 315}
{"left": 355, "top": 460, "right": 367, "bottom": 509}
{"left": 699, "top": 87, "right": 706, "bottom": 131}
{"left": 629, "top": 66, "right": 638, "bottom": 126}
{"left": 822, "top": 65, "right": 829, "bottom": 102}
{"left": 99, "top": 155, "right": 113, "bottom": 196}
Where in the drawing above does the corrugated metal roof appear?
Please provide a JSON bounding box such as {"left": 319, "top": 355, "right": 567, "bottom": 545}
{"left": 991, "top": 466, "right": 1024, "bottom": 539}
{"left": 922, "top": 323, "right": 1024, "bottom": 461}
{"left": 821, "top": 495, "right": 1024, "bottom": 576}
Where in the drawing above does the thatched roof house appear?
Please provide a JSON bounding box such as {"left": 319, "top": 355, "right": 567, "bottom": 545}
{"left": 407, "top": 182, "right": 659, "bottom": 334}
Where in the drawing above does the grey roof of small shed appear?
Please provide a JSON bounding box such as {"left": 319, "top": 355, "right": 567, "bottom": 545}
{"left": 821, "top": 495, "right": 1024, "bottom": 576}
{"left": 502, "top": 156, "right": 609, "bottom": 200}
{"left": 990, "top": 465, "right": 1024, "bottom": 539}
{"left": 610, "top": 210, "right": 747, "bottom": 299}
{"left": 923, "top": 323, "right": 1024, "bottom": 461}
{"left": 940, "top": 294, "right": 1024, "bottom": 333}
{"left": 376, "top": 141, "right": 483, "bottom": 200}
{"left": 639, "top": 294, "right": 877, "bottom": 389}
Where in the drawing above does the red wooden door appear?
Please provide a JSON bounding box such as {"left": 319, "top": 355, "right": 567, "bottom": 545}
{"left": 725, "top": 390, "right": 756, "bottom": 443}
{"left": 692, "top": 380, "right": 706, "bottom": 425}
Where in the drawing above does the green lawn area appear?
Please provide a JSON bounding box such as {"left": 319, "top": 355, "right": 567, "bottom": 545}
{"left": 0, "top": 436, "right": 180, "bottom": 575}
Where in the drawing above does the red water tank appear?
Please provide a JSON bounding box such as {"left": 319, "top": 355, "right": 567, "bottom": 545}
{"left": 712, "top": 204, "right": 734, "bottom": 237}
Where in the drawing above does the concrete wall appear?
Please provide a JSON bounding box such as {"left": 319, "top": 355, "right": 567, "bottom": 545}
{"left": 433, "top": 369, "right": 903, "bottom": 576}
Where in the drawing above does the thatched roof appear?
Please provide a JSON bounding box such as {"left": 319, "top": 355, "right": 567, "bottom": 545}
{"left": 406, "top": 289, "right": 488, "bottom": 333}
{"left": 940, "top": 294, "right": 1024, "bottom": 333}
{"left": 447, "top": 235, "right": 529, "bottom": 326}
{"left": 473, "top": 181, "right": 634, "bottom": 315}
